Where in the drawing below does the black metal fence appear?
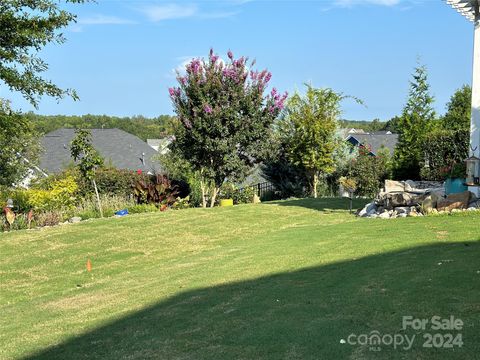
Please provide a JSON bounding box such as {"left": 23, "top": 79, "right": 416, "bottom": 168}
{"left": 239, "top": 181, "right": 277, "bottom": 201}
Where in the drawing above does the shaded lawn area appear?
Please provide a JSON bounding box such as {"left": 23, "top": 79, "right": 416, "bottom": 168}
{"left": 0, "top": 198, "right": 479, "bottom": 359}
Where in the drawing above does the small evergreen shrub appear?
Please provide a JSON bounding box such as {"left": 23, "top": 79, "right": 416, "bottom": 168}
{"left": 420, "top": 129, "right": 468, "bottom": 181}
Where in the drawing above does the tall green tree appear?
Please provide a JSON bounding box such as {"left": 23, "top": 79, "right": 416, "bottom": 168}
{"left": 1, "top": 0, "right": 85, "bottom": 186}
{"left": 70, "top": 129, "right": 104, "bottom": 217}
{"left": 281, "top": 84, "right": 361, "bottom": 198}
{"left": 0, "top": 100, "right": 40, "bottom": 186}
{"left": 1, "top": 0, "right": 86, "bottom": 107}
{"left": 169, "top": 49, "right": 287, "bottom": 207}
{"left": 442, "top": 85, "right": 471, "bottom": 131}
{"left": 393, "top": 63, "right": 436, "bottom": 180}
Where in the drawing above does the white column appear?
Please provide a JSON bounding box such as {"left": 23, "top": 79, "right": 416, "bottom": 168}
{"left": 470, "top": 7, "right": 480, "bottom": 196}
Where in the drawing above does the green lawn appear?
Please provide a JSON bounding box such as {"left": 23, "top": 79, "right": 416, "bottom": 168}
{"left": 1, "top": 198, "right": 479, "bottom": 359}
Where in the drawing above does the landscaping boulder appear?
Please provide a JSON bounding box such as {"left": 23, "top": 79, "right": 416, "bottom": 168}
{"left": 378, "top": 210, "right": 390, "bottom": 219}
{"left": 384, "top": 180, "right": 407, "bottom": 193}
{"left": 383, "top": 192, "right": 418, "bottom": 209}
{"left": 394, "top": 206, "right": 410, "bottom": 215}
{"left": 357, "top": 180, "right": 475, "bottom": 218}
{"left": 420, "top": 193, "right": 439, "bottom": 214}
{"left": 437, "top": 191, "right": 471, "bottom": 212}
{"left": 358, "top": 201, "right": 377, "bottom": 217}
{"left": 69, "top": 216, "right": 82, "bottom": 224}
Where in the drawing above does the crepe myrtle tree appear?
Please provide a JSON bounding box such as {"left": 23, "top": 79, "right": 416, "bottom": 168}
{"left": 169, "top": 49, "right": 287, "bottom": 208}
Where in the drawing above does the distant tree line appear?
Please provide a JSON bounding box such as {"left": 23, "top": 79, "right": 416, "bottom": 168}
{"left": 24, "top": 113, "right": 176, "bottom": 140}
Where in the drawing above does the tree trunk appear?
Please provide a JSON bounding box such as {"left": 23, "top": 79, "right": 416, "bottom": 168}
{"left": 92, "top": 178, "right": 103, "bottom": 218}
{"left": 313, "top": 172, "right": 318, "bottom": 199}
{"left": 200, "top": 178, "right": 207, "bottom": 208}
{"left": 210, "top": 187, "right": 219, "bottom": 208}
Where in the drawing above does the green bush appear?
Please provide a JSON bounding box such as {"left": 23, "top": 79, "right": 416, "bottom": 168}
{"left": 421, "top": 129, "right": 468, "bottom": 181}
{"left": 350, "top": 145, "right": 391, "bottom": 197}
{"left": 128, "top": 204, "right": 159, "bottom": 214}
{"left": 158, "top": 152, "right": 202, "bottom": 207}
{"left": 171, "top": 197, "right": 190, "bottom": 210}
{"left": 28, "top": 175, "right": 78, "bottom": 211}
{"left": 76, "top": 168, "right": 145, "bottom": 197}
{"left": 261, "top": 157, "right": 307, "bottom": 199}
{"left": 219, "top": 183, "right": 256, "bottom": 205}
{"left": 1, "top": 176, "right": 78, "bottom": 213}
{"left": 2, "top": 189, "right": 31, "bottom": 213}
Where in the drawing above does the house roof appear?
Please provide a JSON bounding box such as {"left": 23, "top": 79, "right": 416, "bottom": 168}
{"left": 346, "top": 133, "right": 398, "bottom": 155}
{"left": 40, "top": 128, "right": 162, "bottom": 174}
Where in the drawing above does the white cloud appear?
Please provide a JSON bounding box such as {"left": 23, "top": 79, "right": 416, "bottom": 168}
{"left": 140, "top": 4, "right": 198, "bottom": 22}
{"left": 78, "top": 14, "right": 136, "bottom": 25}
{"left": 69, "top": 14, "right": 135, "bottom": 32}
{"left": 139, "top": 3, "right": 238, "bottom": 22}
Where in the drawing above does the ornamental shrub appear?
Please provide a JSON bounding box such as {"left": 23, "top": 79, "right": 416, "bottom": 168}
{"left": 350, "top": 145, "right": 391, "bottom": 197}
{"left": 219, "top": 182, "right": 256, "bottom": 205}
{"left": 76, "top": 167, "right": 146, "bottom": 197}
{"left": 420, "top": 129, "right": 469, "bottom": 181}
{"left": 28, "top": 176, "right": 78, "bottom": 211}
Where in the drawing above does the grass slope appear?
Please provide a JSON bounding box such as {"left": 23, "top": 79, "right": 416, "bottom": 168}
{"left": 0, "top": 198, "right": 479, "bottom": 359}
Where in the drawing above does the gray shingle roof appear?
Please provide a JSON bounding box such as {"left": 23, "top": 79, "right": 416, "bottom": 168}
{"left": 40, "top": 128, "right": 162, "bottom": 174}
{"left": 346, "top": 133, "right": 398, "bottom": 155}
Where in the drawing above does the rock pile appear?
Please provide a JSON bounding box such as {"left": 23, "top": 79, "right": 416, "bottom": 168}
{"left": 358, "top": 180, "right": 479, "bottom": 219}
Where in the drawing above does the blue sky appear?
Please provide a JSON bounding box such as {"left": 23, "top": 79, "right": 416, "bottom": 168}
{"left": 2, "top": 0, "right": 475, "bottom": 121}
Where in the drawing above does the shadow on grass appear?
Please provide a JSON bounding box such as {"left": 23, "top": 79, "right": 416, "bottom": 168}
{"left": 266, "top": 197, "right": 371, "bottom": 213}
{"left": 25, "top": 241, "right": 480, "bottom": 360}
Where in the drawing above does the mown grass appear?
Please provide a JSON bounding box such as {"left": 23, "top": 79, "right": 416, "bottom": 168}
{"left": 0, "top": 198, "right": 479, "bottom": 359}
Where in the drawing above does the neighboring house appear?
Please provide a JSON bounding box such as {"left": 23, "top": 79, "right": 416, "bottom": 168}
{"left": 40, "top": 128, "right": 162, "bottom": 174}
{"left": 147, "top": 136, "right": 174, "bottom": 155}
{"left": 345, "top": 131, "right": 398, "bottom": 156}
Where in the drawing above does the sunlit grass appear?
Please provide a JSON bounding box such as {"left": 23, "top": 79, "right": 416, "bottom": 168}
{"left": 0, "top": 198, "right": 479, "bottom": 359}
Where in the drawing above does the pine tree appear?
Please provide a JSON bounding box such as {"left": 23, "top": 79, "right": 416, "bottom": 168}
{"left": 393, "top": 63, "right": 436, "bottom": 180}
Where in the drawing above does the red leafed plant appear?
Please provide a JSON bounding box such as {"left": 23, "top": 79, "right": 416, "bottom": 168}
{"left": 133, "top": 174, "right": 179, "bottom": 208}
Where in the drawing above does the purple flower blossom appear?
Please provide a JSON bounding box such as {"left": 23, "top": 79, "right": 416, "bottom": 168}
{"left": 178, "top": 76, "right": 187, "bottom": 85}
{"left": 223, "top": 67, "right": 237, "bottom": 80}
{"left": 264, "top": 72, "right": 272, "bottom": 83}
{"left": 227, "top": 50, "right": 234, "bottom": 60}
{"left": 188, "top": 59, "right": 202, "bottom": 75}
{"left": 168, "top": 87, "right": 176, "bottom": 97}
{"left": 267, "top": 91, "right": 288, "bottom": 114}
{"left": 204, "top": 105, "right": 212, "bottom": 114}
{"left": 233, "top": 57, "right": 245, "bottom": 68}
{"left": 209, "top": 48, "right": 219, "bottom": 63}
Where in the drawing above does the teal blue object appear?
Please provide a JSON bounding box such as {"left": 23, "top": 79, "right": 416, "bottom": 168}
{"left": 444, "top": 178, "right": 467, "bottom": 195}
